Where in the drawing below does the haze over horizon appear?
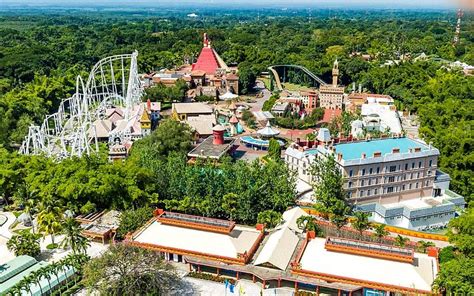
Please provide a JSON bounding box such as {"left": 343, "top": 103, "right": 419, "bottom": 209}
{"left": 1, "top": 0, "right": 464, "bottom": 10}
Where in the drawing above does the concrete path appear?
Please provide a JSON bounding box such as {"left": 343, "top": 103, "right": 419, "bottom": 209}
{"left": 0, "top": 211, "right": 16, "bottom": 239}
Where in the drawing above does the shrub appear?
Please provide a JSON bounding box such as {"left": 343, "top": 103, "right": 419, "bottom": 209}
{"left": 116, "top": 206, "right": 153, "bottom": 240}
{"left": 80, "top": 201, "right": 96, "bottom": 215}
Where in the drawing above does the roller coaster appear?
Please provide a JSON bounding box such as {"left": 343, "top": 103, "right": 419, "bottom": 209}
{"left": 268, "top": 65, "right": 327, "bottom": 91}
{"left": 19, "top": 51, "right": 143, "bottom": 160}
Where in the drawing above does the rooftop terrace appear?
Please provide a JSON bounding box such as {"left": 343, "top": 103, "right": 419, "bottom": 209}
{"left": 298, "top": 238, "right": 436, "bottom": 293}
{"left": 334, "top": 137, "right": 431, "bottom": 161}
{"left": 157, "top": 210, "right": 235, "bottom": 234}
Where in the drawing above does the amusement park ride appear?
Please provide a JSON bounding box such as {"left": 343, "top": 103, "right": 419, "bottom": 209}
{"left": 19, "top": 51, "right": 143, "bottom": 160}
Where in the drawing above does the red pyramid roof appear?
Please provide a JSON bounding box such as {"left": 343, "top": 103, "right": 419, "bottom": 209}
{"left": 229, "top": 115, "right": 239, "bottom": 124}
{"left": 192, "top": 47, "right": 220, "bottom": 75}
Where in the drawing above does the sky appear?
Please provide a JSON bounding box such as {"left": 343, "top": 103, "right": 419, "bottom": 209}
{"left": 1, "top": 0, "right": 463, "bottom": 9}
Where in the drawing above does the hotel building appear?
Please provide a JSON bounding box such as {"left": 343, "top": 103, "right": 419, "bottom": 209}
{"left": 285, "top": 137, "right": 465, "bottom": 230}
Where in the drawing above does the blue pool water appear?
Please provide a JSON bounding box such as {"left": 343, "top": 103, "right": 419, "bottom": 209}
{"left": 335, "top": 138, "right": 429, "bottom": 160}
{"left": 240, "top": 136, "right": 284, "bottom": 147}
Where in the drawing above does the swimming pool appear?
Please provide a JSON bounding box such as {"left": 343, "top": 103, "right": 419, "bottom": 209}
{"left": 240, "top": 136, "right": 284, "bottom": 148}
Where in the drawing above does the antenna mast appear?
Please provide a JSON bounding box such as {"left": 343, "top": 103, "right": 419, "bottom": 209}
{"left": 453, "top": 9, "right": 463, "bottom": 46}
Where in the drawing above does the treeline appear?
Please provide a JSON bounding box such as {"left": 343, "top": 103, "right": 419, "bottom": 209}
{"left": 358, "top": 62, "right": 474, "bottom": 201}
{"left": 0, "top": 120, "right": 296, "bottom": 225}
{"left": 0, "top": 11, "right": 472, "bottom": 199}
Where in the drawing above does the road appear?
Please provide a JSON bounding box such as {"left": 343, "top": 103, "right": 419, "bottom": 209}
{"left": 250, "top": 80, "right": 272, "bottom": 112}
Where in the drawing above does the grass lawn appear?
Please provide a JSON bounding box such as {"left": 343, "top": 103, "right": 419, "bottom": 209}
{"left": 282, "top": 82, "right": 313, "bottom": 92}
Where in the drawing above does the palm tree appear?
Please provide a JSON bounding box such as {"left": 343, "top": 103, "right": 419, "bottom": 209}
{"left": 48, "top": 262, "right": 62, "bottom": 293}
{"left": 41, "top": 266, "right": 54, "bottom": 295}
{"left": 57, "top": 261, "right": 70, "bottom": 289}
{"left": 394, "top": 235, "right": 410, "bottom": 248}
{"left": 19, "top": 276, "right": 33, "bottom": 296}
{"left": 37, "top": 211, "right": 62, "bottom": 245}
{"left": 29, "top": 270, "right": 44, "bottom": 296}
{"left": 8, "top": 284, "right": 23, "bottom": 296}
{"left": 60, "top": 217, "right": 90, "bottom": 254}
{"left": 416, "top": 240, "right": 435, "bottom": 253}
{"left": 352, "top": 212, "right": 371, "bottom": 238}
{"left": 372, "top": 224, "right": 389, "bottom": 242}
{"left": 14, "top": 185, "right": 38, "bottom": 234}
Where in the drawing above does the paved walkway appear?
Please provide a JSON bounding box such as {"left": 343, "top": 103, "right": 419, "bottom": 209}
{"left": 181, "top": 278, "right": 295, "bottom": 296}
{"left": 0, "top": 211, "right": 16, "bottom": 239}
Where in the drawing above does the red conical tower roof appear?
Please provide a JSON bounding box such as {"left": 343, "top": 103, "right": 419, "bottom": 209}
{"left": 192, "top": 33, "right": 221, "bottom": 75}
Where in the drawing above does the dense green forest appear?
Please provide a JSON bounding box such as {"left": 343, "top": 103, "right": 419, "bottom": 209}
{"left": 0, "top": 9, "right": 472, "bottom": 201}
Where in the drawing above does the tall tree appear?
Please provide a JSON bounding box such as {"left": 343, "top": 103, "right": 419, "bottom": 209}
{"left": 60, "top": 217, "right": 90, "bottom": 254}
{"left": 37, "top": 210, "right": 62, "bottom": 245}
{"left": 130, "top": 119, "right": 193, "bottom": 164}
{"left": 352, "top": 212, "right": 371, "bottom": 238}
{"left": 257, "top": 210, "right": 283, "bottom": 229}
{"left": 372, "top": 224, "right": 389, "bottom": 242}
{"left": 296, "top": 215, "right": 320, "bottom": 232}
{"left": 310, "top": 155, "right": 349, "bottom": 219}
{"left": 267, "top": 139, "right": 282, "bottom": 161}
{"left": 116, "top": 207, "right": 154, "bottom": 240}
{"left": 82, "top": 244, "right": 181, "bottom": 295}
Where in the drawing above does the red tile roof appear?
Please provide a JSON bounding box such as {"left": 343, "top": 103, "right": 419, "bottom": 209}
{"left": 192, "top": 47, "right": 220, "bottom": 75}
{"left": 321, "top": 108, "right": 342, "bottom": 123}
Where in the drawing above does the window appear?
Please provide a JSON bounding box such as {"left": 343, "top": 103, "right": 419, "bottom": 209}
{"left": 369, "top": 168, "right": 373, "bottom": 174}
{"left": 412, "top": 162, "right": 415, "bottom": 169}
{"left": 374, "top": 188, "right": 378, "bottom": 195}
{"left": 368, "top": 179, "right": 372, "bottom": 186}
{"left": 425, "top": 180, "right": 429, "bottom": 187}
{"left": 376, "top": 167, "right": 380, "bottom": 174}
{"left": 349, "top": 170, "right": 353, "bottom": 177}
{"left": 362, "top": 169, "right": 366, "bottom": 176}
{"left": 367, "top": 189, "right": 371, "bottom": 196}
{"left": 416, "top": 182, "right": 419, "bottom": 189}
{"left": 360, "top": 180, "right": 365, "bottom": 186}
{"left": 402, "top": 184, "right": 406, "bottom": 191}
{"left": 348, "top": 182, "right": 352, "bottom": 188}
{"left": 404, "top": 163, "right": 408, "bottom": 170}
{"left": 348, "top": 192, "right": 352, "bottom": 198}
{"left": 418, "top": 161, "right": 422, "bottom": 168}
{"left": 359, "top": 190, "right": 364, "bottom": 197}
{"left": 387, "top": 187, "right": 394, "bottom": 193}
{"left": 389, "top": 166, "right": 396, "bottom": 172}
{"left": 428, "top": 170, "right": 432, "bottom": 176}
{"left": 388, "top": 176, "right": 395, "bottom": 183}
{"left": 417, "top": 172, "right": 421, "bottom": 178}
{"left": 429, "top": 160, "right": 433, "bottom": 167}
{"left": 409, "top": 183, "right": 412, "bottom": 190}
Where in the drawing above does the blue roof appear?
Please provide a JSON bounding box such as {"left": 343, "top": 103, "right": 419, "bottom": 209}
{"left": 334, "top": 138, "right": 429, "bottom": 160}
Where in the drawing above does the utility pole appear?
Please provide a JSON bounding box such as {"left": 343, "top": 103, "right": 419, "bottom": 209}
{"left": 453, "top": 9, "right": 463, "bottom": 47}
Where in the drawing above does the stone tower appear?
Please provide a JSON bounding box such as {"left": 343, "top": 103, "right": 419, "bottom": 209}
{"left": 332, "top": 59, "right": 339, "bottom": 87}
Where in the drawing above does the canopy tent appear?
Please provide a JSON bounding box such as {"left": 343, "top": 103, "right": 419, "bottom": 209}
{"left": 257, "top": 121, "right": 280, "bottom": 137}
{"left": 220, "top": 91, "right": 238, "bottom": 101}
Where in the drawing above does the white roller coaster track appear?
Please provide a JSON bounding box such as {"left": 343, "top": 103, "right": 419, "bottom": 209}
{"left": 19, "top": 51, "right": 143, "bottom": 160}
